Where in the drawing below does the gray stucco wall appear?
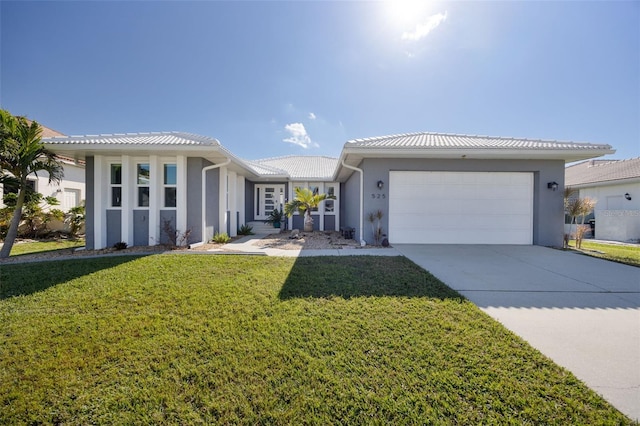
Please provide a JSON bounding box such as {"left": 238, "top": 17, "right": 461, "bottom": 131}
{"left": 133, "top": 210, "right": 149, "bottom": 246}
{"left": 85, "top": 157, "right": 95, "bottom": 249}
{"left": 206, "top": 167, "right": 219, "bottom": 240}
{"left": 186, "top": 158, "right": 219, "bottom": 244}
{"left": 353, "top": 158, "right": 565, "bottom": 247}
{"left": 325, "top": 215, "right": 336, "bottom": 231}
{"left": 106, "top": 210, "right": 121, "bottom": 247}
{"left": 342, "top": 172, "right": 362, "bottom": 240}
{"left": 292, "top": 214, "right": 320, "bottom": 231}
{"left": 186, "top": 158, "right": 204, "bottom": 244}
{"left": 159, "top": 210, "right": 177, "bottom": 245}
{"left": 245, "top": 180, "right": 255, "bottom": 222}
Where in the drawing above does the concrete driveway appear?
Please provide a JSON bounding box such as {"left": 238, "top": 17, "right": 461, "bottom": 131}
{"left": 395, "top": 244, "right": 640, "bottom": 421}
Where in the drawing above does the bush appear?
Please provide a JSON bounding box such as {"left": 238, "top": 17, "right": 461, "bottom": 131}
{"left": 113, "top": 241, "right": 128, "bottom": 250}
{"left": 212, "top": 232, "right": 231, "bottom": 244}
{"left": 237, "top": 224, "right": 254, "bottom": 235}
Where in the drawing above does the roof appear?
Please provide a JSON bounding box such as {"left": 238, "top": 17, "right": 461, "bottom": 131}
{"left": 24, "top": 119, "right": 66, "bottom": 138}
{"left": 44, "top": 131, "right": 220, "bottom": 146}
{"left": 250, "top": 156, "right": 338, "bottom": 180}
{"left": 43, "top": 129, "right": 617, "bottom": 182}
{"left": 346, "top": 132, "right": 612, "bottom": 151}
{"left": 335, "top": 131, "right": 615, "bottom": 180}
{"left": 565, "top": 158, "right": 640, "bottom": 187}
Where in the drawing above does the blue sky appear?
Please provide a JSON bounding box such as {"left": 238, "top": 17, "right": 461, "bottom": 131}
{"left": 1, "top": 1, "right": 638, "bottom": 160}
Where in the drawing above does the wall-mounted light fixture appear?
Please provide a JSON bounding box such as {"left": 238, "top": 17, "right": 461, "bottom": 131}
{"left": 56, "top": 188, "right": 63, "bottom": 193}
{"left": 625, "top": 193, "right": 632, "bottom": 201}
{"left": 377, "top": 180, "right": 384, "bottom": 190}
{"left": 547, "top": 181, "right": 559, "bottom": 191}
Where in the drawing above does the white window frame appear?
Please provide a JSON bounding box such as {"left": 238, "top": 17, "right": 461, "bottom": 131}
{"left": 109, "top": 163, "right": 122, "bottom": 209}
{"left": 136, "top": 163, "right": 150, "bottom": 209}
{"left": 324, "top": 184, "right": 337, "bottom": 214}
{"left": 162, "top": 163, "right": 177, "bottom": 209}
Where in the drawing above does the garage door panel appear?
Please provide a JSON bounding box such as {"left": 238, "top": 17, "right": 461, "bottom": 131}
{"left": 389, "top": 172, "right": 533, "bottom": 245}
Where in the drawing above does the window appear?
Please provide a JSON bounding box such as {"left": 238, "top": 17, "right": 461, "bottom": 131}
{"left": 110, "top": 164, "right": 122, "bottom": 207}
{"left": 324, "top": 186, "right": 335, "bottom": 213}
{"left": 163, "top": 164, "right": 177, "bottom": 208}
{"left": 309, "top": 185, "right": 319, "bottom": 211}
{"left": 137, "top": 163, "right": 150, "bottom": 207}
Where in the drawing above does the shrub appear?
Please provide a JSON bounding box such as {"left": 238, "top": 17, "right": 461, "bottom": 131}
{"left": 238, "top": 224, "right": 254, "bottom": 235}
{"left": 161, "top": 219, "right": 191, "bottom": 248}
{"left": 212, "top": 232, "right": 231, "bottom": 244}
{"left": 113, "top": 241, "right": 128, "bottom": 250}
{"left": 65, "top": 202, "right": 85, "bottom": 238}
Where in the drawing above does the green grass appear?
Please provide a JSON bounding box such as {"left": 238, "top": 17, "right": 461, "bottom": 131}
{"left": 4, "top": 238, "right": 85, "bottom": 257}
{"left": 570, "top": 240, "right": 640, "bottom": 267}
{"left": 0, "top": 255, "right": 631, "bottom": 424}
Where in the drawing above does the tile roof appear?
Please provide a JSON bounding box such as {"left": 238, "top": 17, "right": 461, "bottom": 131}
{"left": 346, "top": 132, "right": 611, "bottom": 151}
{"left": 243, "top": 160, "right": 288, "bottom": 177}
{"left": 24, "top": 119, "right": 66, "bottom": 138}
{"left": 565, "top": 158, "right": 640, "bottom": 186}
{"left": 251, "top": 155, "right": 338, "bottom": 180}
{"left": 43, "top": 131, "right": 220, "bottom": 146}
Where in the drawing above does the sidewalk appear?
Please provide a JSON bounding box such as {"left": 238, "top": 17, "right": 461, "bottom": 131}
{"left": 205, "top": 235, "right": 401, "bottom": 257}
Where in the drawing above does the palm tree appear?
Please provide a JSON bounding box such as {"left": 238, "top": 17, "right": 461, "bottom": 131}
{"left": 284, "top": 187, "right": 335, "bottom": 232}
{"left": 0, "top": 111, "right": 64, "bottom": 258}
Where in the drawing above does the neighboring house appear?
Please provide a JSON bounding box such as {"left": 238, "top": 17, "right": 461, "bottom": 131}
{"left": 0, "top": 123, "right": 85, "bottom": 216}
{"left": 565, "top": 158, "right": 640, "bottom": 242}
{"left": 43, "top": 131, "right": 613, "bottom": 249}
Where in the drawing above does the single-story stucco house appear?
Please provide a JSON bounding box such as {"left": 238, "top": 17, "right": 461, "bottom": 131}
{"left": 42, "top": 131, "right": 613, "bottom": 249}
{"left": 565, "top": 158, "right": 639, "bottom": 242}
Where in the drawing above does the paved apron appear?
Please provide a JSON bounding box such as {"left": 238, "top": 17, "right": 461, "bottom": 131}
{"left": 395, "top": 244, "right": 640, "bottom": 421}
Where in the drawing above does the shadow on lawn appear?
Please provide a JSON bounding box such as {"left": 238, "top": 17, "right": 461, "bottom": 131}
{"left": 0, "top": 255, "right": 149, "bottom": 300}
{"left": 278, "top": 255, "right": 464, "bottom": 300}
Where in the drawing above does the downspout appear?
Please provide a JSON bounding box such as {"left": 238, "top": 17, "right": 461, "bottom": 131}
{"left": 341, "top": 160, "right": 365, "bottom": 245}
{"left": 201, "top": 158, "right": 231, "bottom": 244}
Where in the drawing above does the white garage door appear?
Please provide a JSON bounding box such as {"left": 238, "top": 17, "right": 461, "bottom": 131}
{"left": 389, "top": 172, "right": 533, "bottom": 244}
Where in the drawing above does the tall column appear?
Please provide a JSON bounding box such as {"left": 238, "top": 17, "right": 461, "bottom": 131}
{"left": 176, "top": 155, "right": 188, "bottom": 242}
{"left": 94, "top": 155, "right": 106, "bottom": 249}
{"left": 218, "top": 166, "right": 228, "bottom": 235}
{"left": 121, "top": 155, "right": 133, "bottom": 246}
{"left": 148, "top": 155, "right": 159, "bottom": 245}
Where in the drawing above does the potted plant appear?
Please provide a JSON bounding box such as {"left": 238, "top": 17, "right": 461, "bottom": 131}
{"left": 266, "top": 208, "right": 284, "bottom": 228}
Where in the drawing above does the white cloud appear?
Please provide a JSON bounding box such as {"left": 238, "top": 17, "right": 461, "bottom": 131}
{"left": 308, "top": 112, "right": 317, "bottom": 120}
{"left": 283, "top": 123, "right": 317, "bottom": 149}
{"left": 401, "top": 11, "right": 448, "bottom": 41}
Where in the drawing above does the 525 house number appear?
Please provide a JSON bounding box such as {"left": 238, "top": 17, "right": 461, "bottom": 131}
{"left": 371, "top": 193, "right": 386, "bottom": 199}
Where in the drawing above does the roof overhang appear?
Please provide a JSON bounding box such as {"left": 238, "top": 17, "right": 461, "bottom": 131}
{"left": 43, "top": 143, "right": 262, "bottom": 178}
{"left": 333, "top": 147, "right": 616, "bottom": 181}
{"left": 567, "top": 176, "right": 640, "bottom": 189}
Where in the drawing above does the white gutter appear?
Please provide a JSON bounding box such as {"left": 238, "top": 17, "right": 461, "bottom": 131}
{"left": 341, "top": 160, "right": 365, "bottom": 245}
{"left": 201, "top": 158, "right": 231, "bottom": 243}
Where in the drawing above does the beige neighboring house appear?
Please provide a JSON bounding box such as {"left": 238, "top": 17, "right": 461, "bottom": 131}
{"left": 1, "top": 122, "right": 85, "bottom": 230}
{"left": 565, "top": 158, "right": 640, "bottom": 243}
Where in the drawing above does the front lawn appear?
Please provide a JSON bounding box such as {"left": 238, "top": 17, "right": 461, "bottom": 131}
{"left": 3, "top": 238, "right": 85, "bottom": 256}
{"left": 570, "top": 240, "right": 640, "bottom": 267}
{"left": 0, "top": 255, "right": 630, "bottom": 424}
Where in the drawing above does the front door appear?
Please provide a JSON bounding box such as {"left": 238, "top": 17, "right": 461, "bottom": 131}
{"left": 255, "top": 184, "right": 285, "bottom": 220}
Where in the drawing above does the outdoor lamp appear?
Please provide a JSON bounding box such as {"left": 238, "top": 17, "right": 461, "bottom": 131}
{"left": 625, "top": 193, "right": 632, "bottom": 201}
{"left": 547, "top": 182, "right": 559, "bottom": 191}
{"left": 377, "top": 180, "right": 384, "bottom": 190}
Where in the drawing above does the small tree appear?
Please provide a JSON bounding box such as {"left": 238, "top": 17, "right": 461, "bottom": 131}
{"left": 284, "top": 187, "right": 335, "bottom": 232}
{"left": 0, "top": 111, "right": 64, "bottom": 258}
{"left": 565, "top": 195, "right": 596, "bottom": 249}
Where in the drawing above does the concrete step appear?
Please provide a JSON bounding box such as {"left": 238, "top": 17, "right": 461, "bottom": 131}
{"left": 246, "top": 221, "right": 279, "bottom": 235}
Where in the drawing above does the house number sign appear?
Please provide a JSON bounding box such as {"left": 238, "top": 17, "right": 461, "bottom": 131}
{"left": 371, "top": 193, "right": 386, "bottom": 199}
